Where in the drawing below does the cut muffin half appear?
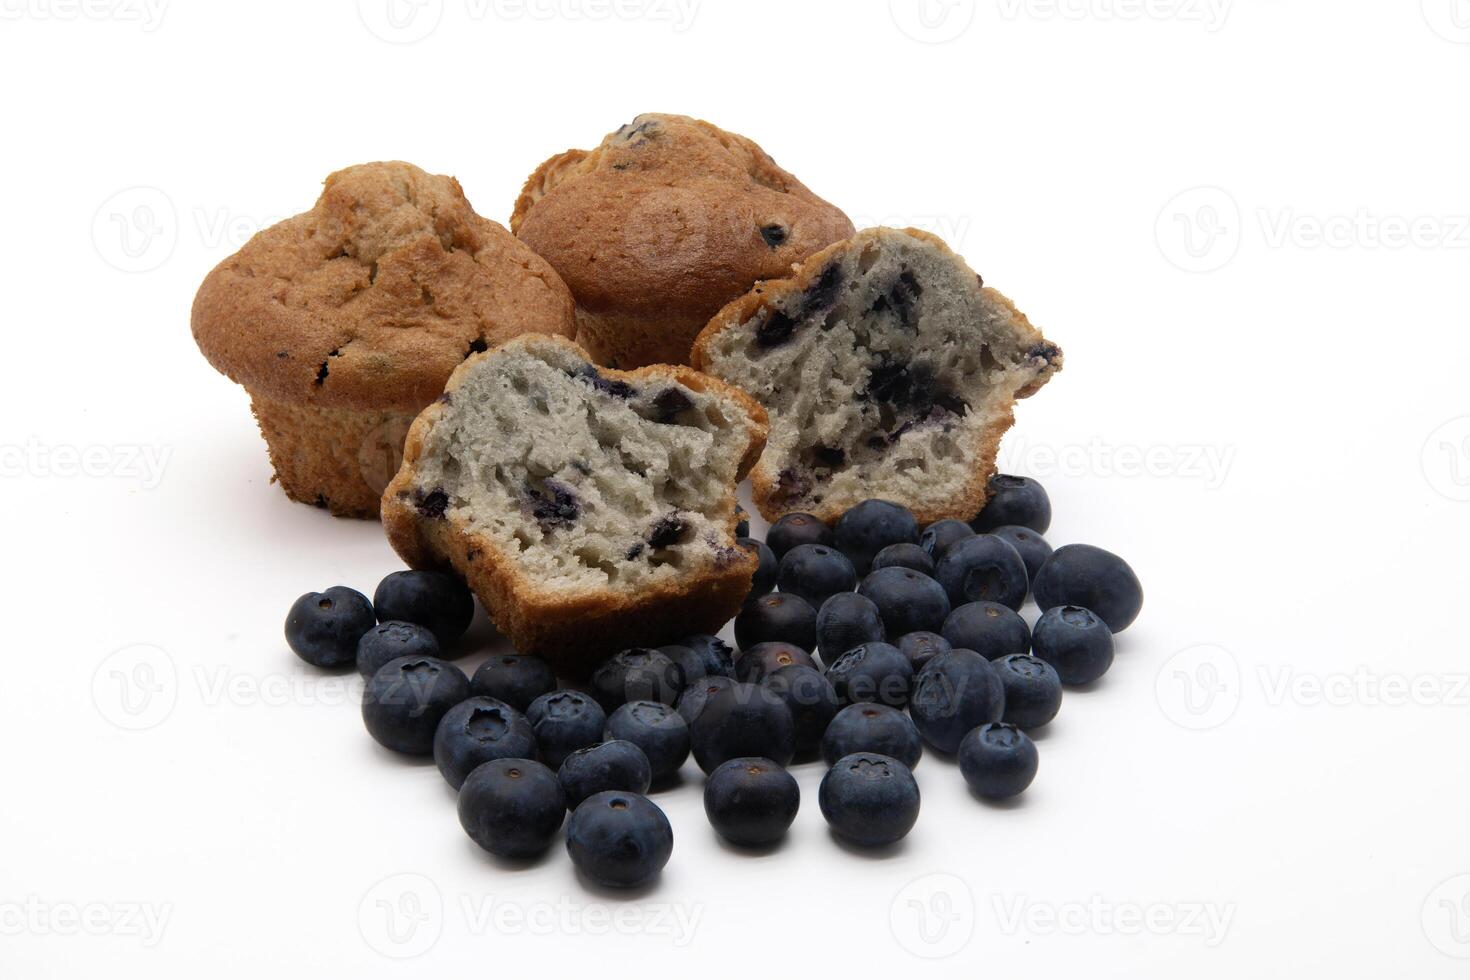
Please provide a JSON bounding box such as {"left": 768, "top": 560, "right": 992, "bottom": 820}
{"left": 691, "top": 228, "right": 1061, "bottom": 525}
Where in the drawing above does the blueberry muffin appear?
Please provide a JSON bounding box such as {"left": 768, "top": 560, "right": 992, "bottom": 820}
{"left": 511, "top": 113, "right": 854, "bottom": 369}
{"left": 381, "top": 334, "right": 768, "bottom": 670}
{"left": 191, "top": 161, "right": 577, "bottom": 517}
{"left": 691, "top": 228, "right": 1062, "bottom": 525}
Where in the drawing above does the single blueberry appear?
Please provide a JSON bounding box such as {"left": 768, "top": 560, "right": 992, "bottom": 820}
{"left": 469, "top": 654, "right": 557, "bottom": 712}
{"left": 355, "top": 620, "right": 437, "bottom": 678}
{"left": 458, "top": 759, "right": 565, "bottom": 859}
{"left": 815, "top": 592, "right": 886, "bottom": 664}
{"left": 657, "top": 644, "right": 704, "bottom": 684}
{"left": 941, "top": 601, "right": 1031, "bottom": 661}
{"left": 738, "top": 537, "right": 778, "bottom": 599}
{"left": 286, "top": 586, "right": 375, "bottom": 669}
{"left": 777, "top": 544, "right": 857, "bottom": 609}
{"left": 734, "top": 506, "right": 750, "bottom": 538}
{"left": 834, "top": 500, "right": 920, "bottom": 575}
{"left": 897, "top": 631, "right": 951, "bottom": 671}
{"left": 933, "top": 535, "right": 1029, "bottom": 611}
{"left": 588, "top": 648, "right": 686, "bottom": 712}
{"left": 734, "top": 641, "right": 817, "bottom": 683}
{"left": 825, "top": 642, "right": 914, "bottom": 709}
{"left": 557, "top": 740, "right": 652, "bottom": 809}
{"left": 818, "top": 753, "right": 920, "bottom": 847}
{"left": 433, "top": 696, "right": 538, "bottom": 789}
{"left": 675, "top": 674, "right": 738, "bottom": 725}
{"left": 1032, "top": 544, "right": 1144, "bottom": 633}
{"left": 858, "top": 567, "right": 951, "bottom": 636}
{"left": 604, "top": 700, "right": 691, "bottom": 783}
{"left": 526, "top": 690, "right": 606, "bottom": 769}
{"left": 690, "top": 682, "right": 796, "bottom": 772}
{"left": 958, "top": 723, "right": 1039, "bottom": 799}
{"left": 970, "top": 475, "right": 1052, "bottom": 534}
{"left": 362, "top": 656, "right": 471, "bottom": 755}
{"left": 995, "top": 654, "right": 1063, "bottom": 729}
{"left": 373, "top": 570, "right": 474, "bottom": 649}
{"left": 762, "top": 664, "right": 839, "bottom": 757}
{"left": 676, "top": 634, "right": 736, "bottom": 679}
{"left": 704, "top": 758, "right": 800, "bottom": 847}
{"left": 566, "top": 791, "right": 673, "bottom": 888}
{"left": 734, "top": 592, "right": 817, "bottom": 652}
{"left": 920, "top": 519, "right": 976, "bottom": 560}
{"left": 909, "top": 650, "right": 1006, "bottom": 754}
{"left": 1031, "top": 605, "right": 1115, "bottom": 684}
{"left": 990, "top": 525, "right": 1053, "bottom": 587}
{"left": 822, "top": 703, "right": 922, "bottom": 768}
{"left": 870, "top": 542, "right": 935, "bottom": 576}
{"left": 767, "top": 513, "right": 834, "bottom": 558}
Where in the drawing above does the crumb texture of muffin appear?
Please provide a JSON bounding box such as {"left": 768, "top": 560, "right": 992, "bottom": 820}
{"left": 692, "top": 228, "right": 1061, "bottom": 525}
{"left": 191, "top": 161, "right": 577, "bottom": 517}
{"left": 382, "top": 334, "right": 768, "bottom": 670}
{"left": 511, "top": 113, "right": 854, "bottom": 369}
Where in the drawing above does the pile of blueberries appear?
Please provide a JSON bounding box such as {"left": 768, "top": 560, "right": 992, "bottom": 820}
{"left": 284, "top": 475, "right": 1142, "bottom": 889}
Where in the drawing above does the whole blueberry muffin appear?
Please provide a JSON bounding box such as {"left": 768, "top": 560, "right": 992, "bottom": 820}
{"left": 382, "top": 334, "right": 768, "bottom": 671}
{"left": 191, "top": 161, "right": 577, "bottom": 517}
{"left": 511, "top": 113, "right": 854, "bottom": 369}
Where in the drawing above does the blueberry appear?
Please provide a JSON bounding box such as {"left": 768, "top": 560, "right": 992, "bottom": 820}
{"left": 526, "top": 690, "right": 606, "bottom": 769}
{"left": 870, "top": 543, "right": 935, "bottom": 576}
{"left": 676, "top": 634, "right": 735, "bottom": 679}
{"left": 1032, "top": 544, "right": 1144, "bottom": 633}
{"left": 355, "top": 620, "right": 437, "bottom": 678}
{"left": 739, "top": 537, "right": 778, "bottom": 599}
{"left": 763, "top": 664, "right": 839, "bottom": 756}
{"left": 362, "top": 656, "right": 471, "bottom": 755}
{"left": 825, "top": 642, "right": 914, "bottom": 708}
{"left": 920, "top": 519, "right": 975, "bottom": 560}
{"left": 604, "top": 700, "right": 690, "bottom": 783}
{"left": 995, "top": 654, "right": 1063, "bottom": 729}
{"left": 815, "top": 592, "right": 885, "bottom": 663}
{"left": 990, "top": 526, "right": 1053, "bottom": 587}
{"left": 941, "top": 601, "right": 1031, "bottom": 661}
{"left": 818, "top": 753, "right": 920, "bottom": 847}
{"left": 704, "top": 758, "right": 800, "bottom": 847}
{"left": 777, "top": 544, "right": 857, "bottom": 609}
{"left": 858, "top": 567, "right": 951, "bottom": 636}
{"left": 286, "top": 587, "right": 375, "bottom": 669}
{"left": 767, "top": 513, "right": 834, "bottom": 558}
{"left": 834, "top": 500, "right": 920, "bottom": 575}
{"left": 566, "top": 791, "right": 673, "bottom": 888}
{"left": 933, "top": 535, "right": 1029, "bottom": 611}
{"left": 557, "top": 740, "right": 652, "bottom": 809}
{"left": 525, "top": 478, "right": 581, "bottom": 531}
{"left": 373, "top": 570, "right": 474, "bottom": 649}
{"left": 469, "top": 654, "right": 556, "bottom": 712}
{"left": 822, "top": 703, "right": 922, "bottom": 768}
{"left": 690, "top": 682, "right": 796, "bottom": 772}
{"left": 589, "top": 648, "right": 686, "bottom": 712}
{"left": 735, "top": 506, "right": 750, "bottom": 538}
{"left": 970, "top": 475, "right": 1051, "bottom": 534}
{"left": 909, "top": 650, "right": 1005, "bottom": 753}
{"left": 760, "top": 223, "right": 790, "bottom": 248}
{"left": 458, "top": 759, "right": 565, "bottom": 859}
{"left": 675, "top": 673, "right": 737, "bottom": 727}
{"left": 734, "top": 641, "right": 817, "bottom": 683}
{"left": 897, "top": 631, "right": 951, "bottom": 671}
{"left": 1032, "top": 605, "right": 1115, "bottom": 684}
{"left": 958, "top": 723, "right": 1038, "bottom": 799}
{"left": 433, "top": 696, "right": 538, "bottom": 789}
{"left": 657, "top": 644, "right": 704, "bottom": 684}
{"left": 734, "top": 592, "right": 817, "bottom": 652}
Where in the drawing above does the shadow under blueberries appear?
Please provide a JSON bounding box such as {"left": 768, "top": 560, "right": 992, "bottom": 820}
{"left": 826, "top": 828, "right": 911, "bottom": 860}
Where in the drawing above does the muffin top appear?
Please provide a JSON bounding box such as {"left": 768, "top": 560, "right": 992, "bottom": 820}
{"left": 192, "top": 161, "right": 576, "bottom": 414}
{"left": 511, "top": 113, "right": 854, "bottom": 326}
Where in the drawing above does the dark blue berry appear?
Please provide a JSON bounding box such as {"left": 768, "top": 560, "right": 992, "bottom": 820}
{"left": 647, "top": 387, "right": 694, "bottom": 423}
{"left": 825, "top": 642, "right": 914, "bottom": 708}
{"left": 1032, "top": 605, "right": 1115, "bottom": 684}
{"left": 760, "top": 224, "right": 789, "bottom": 248}
{"left": 433, "top": 696, "right": 537, "bottom": 789}
{"left": 525, "top": 479, "right": 581, "bottom": 531}
{"left": 566, "top": 792, "right": 673, "bottom": 888}
{"left": 858, "top": 567, "right": 951, "bottom": 636}
{"left": 526, "top": 690, "right": 606, "bottom": 769}
{"left": 822, "top": 703, "right": 922, "bottom": 768}
{"left": 734, "top": 641, "right": 817, "bottom": 683}
{"left": 647, "top": 512, "right": 692, "bottom": 549}
{"left": 990, "top": 526, "right": 1053, "bottom": 587}
{"left": 458, "top": 759, "right": 565, "bottom": 859}
{"left": 834, "top": 500, "right": 920, "bottom": 575}
{"left": 941, "top": 601, "right": 1031, "bottom": 661}
{"left": 739, "top": 537, "right": 778, "bottom": 599}
{"left": 676, "top": 674, "right": 738, "bottom": 725}
{"left": 675, "top": 634, "right": 735, "bottom": 679}
{"left": 933, "top": 535, "right": 1029, "bottom": 611}
{"left": 605, "top": 700, "right": 690, "bottom": 783}
{"left": 690, "top": 682, "right": 796, "bottom": 772}
{"left": 818, "top": 753, "right": 920, "bottom": 847}
{"left": 734, "top": 592, "right": 817, "bottom": 652}
{"left": 777, "top": 544, "right": 857, "bottom": 609}
{"left": 800, "top": 263, "right": 844, "bottom": 316}
{"left": 767, "top": 513, "right": 834, "bottom": 558}
{"left": 870, "top": 542, "right": 935, "bottom": 576}
{"left": 763, "top": 664, "right": 838, "bottom": 756}
{"left": 920, "top": 519, "right": 975, "bottom": 560}
{"left": 557, "top": 740, "right": 652, "bottom": 809}
{"left": 995, "top": 654, "right": 1063, "bottom": 729}
{"left": 572, "top": 363, "right": 636, "bottom": 399}
{"left": 815, "top": 592, "right": 885, "bottom": 663}
{"left": 589, "top": 648, "right": 686, "bottom": 712}
{"left": 735, "top": 506, "right": 750, "bottom": 537}
{"left": 355, "top": 620, "right": 437, "bottom": 678}
{"left": 756, "top": 309, "right": 798, "bottom": 348}
{"left": 704, "top": 758, "right": 800, "bottom": 847}
{"left": 897, "top": 631, "right": 951, "bottom": 671}
{"left": 286, "top": 587, "right": 375, "bottom": 669}
{"left": 373, "top": 570, "right": 474, "bottom": 649}
{"left": 657, "top": 644, "right": 703, "bottom": 685}
{"left": 909, "top": 650, "right": 1005, "bottom": 753}
{"left": 362, "top": 656, "right": 471, "bottom": 755}
{"left": 1032, "top": 544, "right": 1143, "bottom": 632}
{"left": 469, "top": 654, "right": 556, "bottom": 712}
{"left": 971, "top": 475, "right": 1051, "bottom": 534}
{"left": 958, "top": 723, "right": 1038, "bottom": 799}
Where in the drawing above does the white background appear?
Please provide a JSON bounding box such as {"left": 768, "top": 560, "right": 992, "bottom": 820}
{"left": 2, "top": 0, "right": 1467, "bottom": 976}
